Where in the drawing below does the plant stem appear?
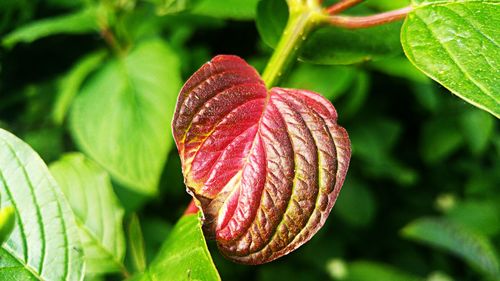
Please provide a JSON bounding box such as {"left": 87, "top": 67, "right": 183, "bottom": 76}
{"left": 261, "top": 3, "right": 323, "bottom": 88}
{"left": 326, "top": 0, "right": 365, "bottom": 15}
{"left": 327, "top": 6, "right": 412, "bottom": 29}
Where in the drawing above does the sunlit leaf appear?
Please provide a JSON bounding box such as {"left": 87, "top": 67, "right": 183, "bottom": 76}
{"left": 140, "top": 214, "right": 220, "bottom": 281}
{"left": 173, "top": 55, "right": 351, "bottom": 264}
{"left": 0, "top": 206, "right": 15, "bottom": 245}
{"left": 50, "top": 153, "right": 126, "bottom": 275}
{"left": 0, "top": 128, "right": 84, "bottom": 280}
{"left": 70, "top": 39, "right": 182, "bottom": 194}
{"left": 402, "top": 0, "right": 500, "bottom": 117}
{"left": 402, "top": 217, "right": 500, "bottom": 278}
{"left": 2, "top": 8, "right": 98, "bottom": 48}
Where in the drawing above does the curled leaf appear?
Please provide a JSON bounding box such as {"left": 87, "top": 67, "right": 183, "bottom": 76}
{"left": 172, "top": 55, "right": 351, "bottom": 264}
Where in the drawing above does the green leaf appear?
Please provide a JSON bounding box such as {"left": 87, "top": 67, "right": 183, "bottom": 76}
{"left": 0, "top": 206, "right": 15, "bottom": 245}
{"left": 340, "top": 70, "right": 370, "bottom": 118}
{"left": 70, "top": 39, "right": 182, "bottom": 194}
{"left": 192, "top": 0, "right": 259, "bottom": 20}
{"left": 420, "top": 117, "right": 463, "bottom": 164}
{"left": 401, "top": 1, "right": 500, "bottom": 117}
{"left": 53, "top": 50, "right": 108, "bottom": 125}
{"left": 301, "top": 21, "right": 403, "bottom": 65}
{"left": 446, "top": 200, "right": 500, "bottom": 237}
{"left": 402, "top": 217, "right": 500, "bottom": 278}
{"left": 2, "top": 8, "right": 98, "bottom": 48}
{"left": 335, "top": 179, "right": 376, "bottom": 227}
{"left": 141, "top": 214, "right": 220, "bottom": 281}
{"left": 0, "top": 128, "right": 84, "bottom": 280}
{"left": 49, "top": 153, "right": 126, "bottom": 275}
{"left": 334, "top": 261, "right": 424, "bottom": 281}
{"left": 256, "top": 0, "right": 288, "bottom": 47}
{"left": 283, "top": 62, "right": 357, "bottom": 101}
{"left": 459, "top": 109, "right": 495, "bottom": 155}
{"left": 128, "top": 214, "right": 147, "bottom": 273}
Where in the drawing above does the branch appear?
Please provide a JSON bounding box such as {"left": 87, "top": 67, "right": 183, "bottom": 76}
{"left": 327, "top": 6, "right": 412, "bottom": 29}
{"left": 326, "top": 0, "right": 365, "bottom": 15}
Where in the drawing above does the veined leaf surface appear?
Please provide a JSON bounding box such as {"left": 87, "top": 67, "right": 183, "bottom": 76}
{"left": 0, "top": 129, "right": 84, "bottom": 280}
{"left": 172, "top": 55, "right": 351, "bottom": 264}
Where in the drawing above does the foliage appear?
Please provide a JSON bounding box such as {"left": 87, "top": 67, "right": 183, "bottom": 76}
{"left": 0, "top": 0, "right": 498, "bottom": 280}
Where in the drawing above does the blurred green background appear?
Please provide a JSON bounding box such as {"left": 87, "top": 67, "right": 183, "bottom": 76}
{"left": 1, "top": 0, "right": 499, "bottom": 280}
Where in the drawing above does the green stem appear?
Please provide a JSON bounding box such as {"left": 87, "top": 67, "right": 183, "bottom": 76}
{"left": 261, "top": 2, "right": 324, "bottom": 88}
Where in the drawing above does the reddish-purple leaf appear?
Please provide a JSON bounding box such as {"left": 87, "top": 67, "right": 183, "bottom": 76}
{"left": 172, "top": 55, "right": 351, "bottom": 265}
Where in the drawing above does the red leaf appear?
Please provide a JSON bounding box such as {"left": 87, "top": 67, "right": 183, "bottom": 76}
{"left": 173, "top": 55, "right": 351, "bottom": 264}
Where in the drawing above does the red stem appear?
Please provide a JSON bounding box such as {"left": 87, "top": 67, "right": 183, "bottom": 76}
{"left": 183, "top": 199, "right": 199, "bottom": 215}
{"left": 326, "top": 0, "right": 365, "bottom": 15}
{"left": 328, "top": 6, "right": 412, "bottom": 29}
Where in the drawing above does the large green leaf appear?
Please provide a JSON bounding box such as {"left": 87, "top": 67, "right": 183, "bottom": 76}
{"left": 70, "top": 39, "right": 182, "bottom": 194}
{"left": 2, "top": 8, "right": 98, "bottom": 48}
{"left": 49, "top": 153, "right": 126, "bottom": 275}
{"left": 0, "top": 129, "right": 84, "bottom": 280}
{"left": 401, "top": 0, "right": 500, "bottom": 117}
{"left": 140, "top": 214, "right": 220, "bottom": 281}
{"left": 402, "top": 217, "right": 500, "bottom": 278}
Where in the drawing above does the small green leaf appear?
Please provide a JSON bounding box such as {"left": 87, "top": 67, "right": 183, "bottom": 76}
{"left": 459, "top": 109, "right": 495, "bottom": 155}
{"left": 49, "top": 153, "right": 126, "bottom": 275}
{"left": 0, "top": 206, "right": 15, "bottom": 245}
{"left": 3, "top": 8, "right": 98, "bottom": 48}
{"left": 402, "top": 217, "right": 500, "bottom": 278}
{"left": 301, "top": 21, "right": 403, "bottom": 65}
{"left": 141, "top": 214, "right": 220, "bottom": 281}
{"left": 192, "top": 0, "right": 259, "bottom": 20}
{"left": 331, "top": 261, "right": 424, "bottom": 281}
{"left": 256, "top": 0, "right": 288, "bottom": 47}
{"left": 0, "top": 128, "right": 84, "bottom": 280}
{"left": 283, "top": 62, "right": 357, "bottom": 100}
{"left": 53, "top": 50, "right": 107, "bottom": 125}
{"left": 402, "top": 0, "right": 500, "bottom": 117}
{"left": 340, "top": 70, "right": 370, "bottom": 118}
{"left": 420, "top": 117, "right": 463, "bottom": 164}
{"left": 70, "top": 39, "right": 182, "bottom": 194}
{"left": 128, "top": 214, "right": 147, "bottom": 273}
{"left": 335, "top": 179, "right": 376, "bottom": 227}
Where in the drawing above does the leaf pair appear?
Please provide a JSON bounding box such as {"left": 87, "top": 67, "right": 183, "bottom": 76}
{"left": 173, "top": 55, "right": 351, "bottom": 264}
